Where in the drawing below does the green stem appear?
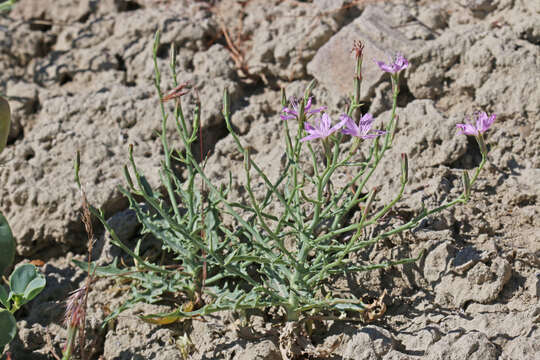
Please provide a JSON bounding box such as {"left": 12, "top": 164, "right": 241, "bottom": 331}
{"left": 62, "top": 325, "right": 78, "bottom": 360}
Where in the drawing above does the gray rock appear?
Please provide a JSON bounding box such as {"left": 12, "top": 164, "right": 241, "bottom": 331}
{"left": 55, "top": 16, "right": 117, "bottom": 52}
{"left": 383, "top": 350, "right": 417, "bottom": 360}
{"left": 451, "top": 246, "right": 490, "bottom": 274}
{"left": 407, "top": 28, "right": 467, "bottom": 100}
{"left": 102, "top": 303, "right": 183, "bottom": 360}
{"left": 424, "top": 242, "right": 455, "bottom": 283}
{"left": 366, "top": 99, "right": 468, "bottom": 207}
{"left": 237, "top": 340, "right": 281, "bottom": 360}
{"left": 10, "top": 0, "right": 93, "bottom": 24}
{"left": 314, "top": 0, "right": 346, "bottom": 13}
{"left": 381, "top": 99, "right": 468, "bottom": 166}
{"left": 242, "top": 0, "right": 338, "bottom": 81}
{"left": 33, "top": 46, "right": 122, "bottom": 87}
{"left": 5, "top": 81, "right": 39, "bottom": 141}
{"left": 526, "top": 272, "right": 540, "bottom": 298}
{"left": 426, "top": 332, "right": 498, "bottom": 360}
{"left": 460, "top": 0, "right": 498, "bottom": 13}
{"left": 395, "top": 325, "right": 442, "bottom": 354}
{"left": 342, "top": 325, "right": 399, "bottom": 360}
{"left": 308, "top": 4, "right": 418, "bottom": 101}
{"left": 502, "top": 331, "right": 540, "bottom": 360}
{"left": 416, "top": 4, "right": 449, "bottom": 31}
{"left": 434, "top": 257, "right": 512, "bottom": 307}
{"left": 3, "top": 22, "right": 56, "bottom": 67}
{"left": 193, "top": 44, "right": 236, "bottom": 79}
{"left": 408, "top": 19, "right": 539, "bottom": 119}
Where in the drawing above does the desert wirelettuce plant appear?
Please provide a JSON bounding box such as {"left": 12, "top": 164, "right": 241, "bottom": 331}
{"left": 78, "top": 32, "right": 494, "bottom": 326}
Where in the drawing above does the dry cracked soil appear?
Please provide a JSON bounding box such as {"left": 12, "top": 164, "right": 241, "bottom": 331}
{"left": 0, "top": 0, "right": 539, "bottom": 359}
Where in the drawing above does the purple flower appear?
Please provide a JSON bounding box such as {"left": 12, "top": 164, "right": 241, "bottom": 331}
{"left": 341, "top": 113, "right": 386, "bottom": 139}
{"left": 281, "top": 96, "right": 326, "bottom": 121}
{"left": 300, "top": 113, "right": 347, "bottom": 142}
{"left": 456, "top": 111, "right": 496, "bottom": 136}
{"left": 375, "top": 53, "right": 409, "bottom": 74}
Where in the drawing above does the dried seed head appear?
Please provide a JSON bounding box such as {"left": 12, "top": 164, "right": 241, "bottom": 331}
{"left": 352, "top": 40, "right": 365, "bottom": 59}
{"left": 64, "top": 285, "right": 86, "bottom": 328}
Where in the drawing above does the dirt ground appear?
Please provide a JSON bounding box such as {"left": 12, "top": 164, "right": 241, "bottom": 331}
{"left": 0, "top": 0, "right": 539, "bottom": 359}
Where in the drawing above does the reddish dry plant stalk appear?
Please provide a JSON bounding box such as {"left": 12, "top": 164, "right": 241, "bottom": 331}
{"left": 60, "top": 189, "right": 97, "bottom": 360}
{"left": 78, "top": 191, "right": 95, "bottom": 359}
{"left": 217, "top": 19, "right": 261, "bottom": 81}
{"left": 161, "top": 82, "right": 191, "bottom": 102}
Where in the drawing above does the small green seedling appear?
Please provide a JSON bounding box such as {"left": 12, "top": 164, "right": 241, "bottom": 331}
{"left": 0, "top": 264, "right": 46, "bottom": 353}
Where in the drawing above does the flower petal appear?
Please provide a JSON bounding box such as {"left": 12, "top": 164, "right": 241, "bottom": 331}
{"left": 375, "top": 60, "right": 394, "bottom": 73}
{"left": 300, "top": 133, "right": 322, "bottom": 142}
{"left": 375, "top": 54, "right": 409, "bottom": 73}
{"left": 304, "top": 97, "right": 312, "bottom": 112}
{"left": 339, "top": 115, "right": 357, "bottom": 136}
{"left": 393, "top": 54, "right": 409, "bottom": 72}
{"left": 320, "top": 113, "right": 331, "bottom": 132}
{"left": 307, "top": 105, "right": 327, "bottom": 115}
{"left": 329, "top": 116, "right": 347, "bottom": 134}
{"left": 477, "top": 112, "right": 496, "bottom": 133}
{"left": 456, "top": 123, "right": 478, "bottom": 135}
{"left": 280, "top": 114, "right": 296, "bottom": 121}
{"left": 304, "top": 121, "right": 315, "bottom": 131}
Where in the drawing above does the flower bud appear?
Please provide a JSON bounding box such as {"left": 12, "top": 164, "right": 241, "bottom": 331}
{"left": 244, "top": 150, "right": 251, "bottom": 172}
{"left": 128, "top": 143, "right": 134, "bottom": 159}
{"left": 400, "top": 153, "right": 408, "bottom": 184}
{"left": 153, "top": 31, "right": 161, "bottom": 56}
{"left": 462, "top": 170, "right": 471, "bottom": 201}
{"left": 390, "top": 114, "right": 398, "bottom": 143}
{"left": 193, "top": 104, "right": 201, "bottom": 135}
{"left": 352, "top": 40, "right": 364, "bottom": 60}
{"left": 222, "top": 89, "right": 230, "bottom": 118}
{"left": 352, "top": 40, "right": 365, "bottom": 105}
{"left": 73, "top": 150, "right": 81, "bottom": 188}
{"left": 124, "top": 164, "right": 134, "bottom": 189}
{"left": 169, "top": 43, "right": 176, "bottom": 70}
{"left": 476, "top": 134, "right": 488, "bottom": 156}
{"left": 298, "top": 98, "right": 306, "bottom": 126}
{"left": 304, "top": 79, "right": 317, "bottom": 102}
{"left": 280, "top": 88, "right": 287, "bottom": 108}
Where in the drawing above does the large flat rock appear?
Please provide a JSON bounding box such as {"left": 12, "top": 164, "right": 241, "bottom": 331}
{"left": 307, "top": 4, "right": 418, "bottom": 99}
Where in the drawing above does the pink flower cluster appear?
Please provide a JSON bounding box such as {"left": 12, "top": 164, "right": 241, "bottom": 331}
{"left": 299, "top": 113, "right": 385, "bottom": 143}
{"left": 375, "top": 53, "right": 409, "bottom": 74}
{"left": 456, "top": 111, "right": 496, "bottom": 136}
{"left": 281, "top": 54, "right": 495, "bottom": 144}
{"left": 280, "top": 97, "right": 326, "bottom": 121}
